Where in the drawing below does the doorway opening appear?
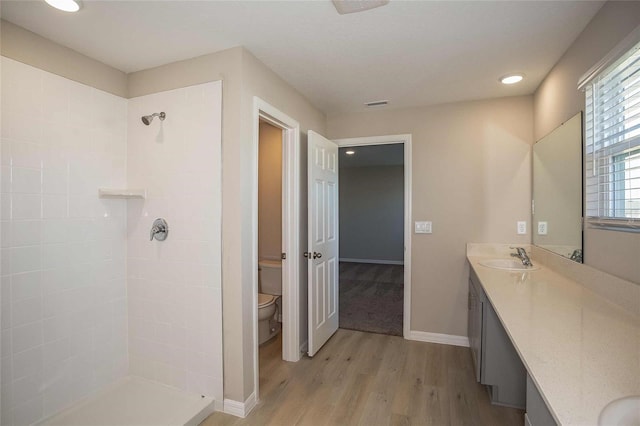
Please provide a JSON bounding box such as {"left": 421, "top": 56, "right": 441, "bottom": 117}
{"left": 338, "top": 143, "right": 405, "bottom": 336}
{"left": 251, "top": 98, "right": 302, "bottom": 407}
{"left": 335, "top": 135, "right": 412, "bottom": 338}
{"left": 257, "top": 120, "right": 284, "bottom": 358}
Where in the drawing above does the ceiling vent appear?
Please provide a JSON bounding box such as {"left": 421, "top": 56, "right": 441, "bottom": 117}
{"left": 365, "top": 100, "right": 389, "bottom": 107}
{"left": 332, "top": 0, "right": 389, "bottom": 15}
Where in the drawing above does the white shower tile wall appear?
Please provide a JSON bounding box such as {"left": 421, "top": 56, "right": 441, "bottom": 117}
{"left": 126, "top": 82, "right": 223, "bottom": 402}
{"left": 0, "top": 57, "right": 129, "bottom": 426}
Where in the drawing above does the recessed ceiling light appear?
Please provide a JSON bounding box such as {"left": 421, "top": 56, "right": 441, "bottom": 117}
{"left": 345, "top": 150, "right": 355, "bottom": 155}
{"left": 500, "top": 74, "right": 524, "bottom": 85}
{"left": 44, "top": 0, "right": 81, "bottom": 12}
{"left": 332, "top": 0, "right": 389, "bottom": 15}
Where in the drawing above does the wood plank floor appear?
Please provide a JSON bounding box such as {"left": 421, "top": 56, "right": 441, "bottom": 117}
{"left": 202, "top": 329, "right": 524, "bottom": 426}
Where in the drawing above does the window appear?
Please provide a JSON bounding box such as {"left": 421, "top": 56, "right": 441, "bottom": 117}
{"left": 583, "top": 37, "right": 640, "bottom": 229}
{"left": 613, "top": 148, "right": 640, "bottom": 218}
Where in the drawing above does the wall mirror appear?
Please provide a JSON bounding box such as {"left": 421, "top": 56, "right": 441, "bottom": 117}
{"left": 532, "top": 112, "right": 583, "bottom": 262}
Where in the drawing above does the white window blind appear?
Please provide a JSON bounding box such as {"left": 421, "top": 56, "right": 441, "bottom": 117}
{"left": 584, "top": 38, "right": 640, "bottom": 229}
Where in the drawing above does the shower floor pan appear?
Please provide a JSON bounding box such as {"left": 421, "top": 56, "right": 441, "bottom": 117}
{"left": 38, "top": 376, "right": 215, "bottom": 426}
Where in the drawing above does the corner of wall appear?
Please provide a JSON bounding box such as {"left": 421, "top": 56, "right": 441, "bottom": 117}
{"left": 1, "top": 19, "right": 128, "bottom": 97}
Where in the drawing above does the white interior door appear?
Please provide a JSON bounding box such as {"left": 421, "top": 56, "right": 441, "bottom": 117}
{"left": 307, "top": 130, "right": 339, "bottom": 357}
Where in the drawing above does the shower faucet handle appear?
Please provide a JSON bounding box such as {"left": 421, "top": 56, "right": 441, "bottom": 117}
{"left": 150, "top": 218, "right": 168, "bottom": 241}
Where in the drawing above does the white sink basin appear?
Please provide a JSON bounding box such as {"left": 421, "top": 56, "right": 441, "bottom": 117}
{"left": 599, "top": 396, "right": 640, "bottom": 426}
{"left": 479, "top": 258, "right": 540, "bottom": 271}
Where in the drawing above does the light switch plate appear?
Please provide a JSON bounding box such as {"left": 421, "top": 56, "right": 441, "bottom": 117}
{"left": 415, "top": 221, "right": 432, "bottom": 234}
{"left": 537, "top": 221, "right": 548, "bottom": 235}
{"left": 517, "top": 221, "right": 527, "bottom": 235}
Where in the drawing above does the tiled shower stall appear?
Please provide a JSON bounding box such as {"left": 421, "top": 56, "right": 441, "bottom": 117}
{"left": 0, "top": 57, "right": 223, "bottom": 425}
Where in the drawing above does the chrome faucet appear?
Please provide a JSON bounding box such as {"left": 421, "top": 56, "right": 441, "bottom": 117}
{"left": 510, "top": 247, "right": 533, "bottom": 267}
{"left": 149, "top": 218, "right": 168, "bottom": 241}
{"left": 569, "top": 248, "right": 583, "bottom": 263}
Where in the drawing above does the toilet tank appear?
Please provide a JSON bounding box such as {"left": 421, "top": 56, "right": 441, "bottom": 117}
{"left": 259, "top": 259, "right": 282, "bottom": 295}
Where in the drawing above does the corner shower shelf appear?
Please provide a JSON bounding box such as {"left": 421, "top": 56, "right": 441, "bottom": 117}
{"left": 98, "top": 188, "right": 146, "bottom": 199}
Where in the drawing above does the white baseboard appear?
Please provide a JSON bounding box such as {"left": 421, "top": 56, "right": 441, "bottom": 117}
{"left": 223, "top": 392, "right": 257, "bottom": 418}
{"left": 299, "top": 339, "right": 308, "bottom": 354}
{"left": 340, "top": 258, "right": 404, "bottom": 265}
{"left": 407, "top": 330, "right": 469, "bottom": 347}
{"left": 214, "top": 399, "right": 225, "bottom": 412}
{"left": 185, "top": 399, "right": 217, "bottom": 426}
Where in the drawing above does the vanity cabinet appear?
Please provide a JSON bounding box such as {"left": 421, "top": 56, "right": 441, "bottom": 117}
{"left": 468, "top": 271, "right": 484, "bottom": 382}
{"left": 525, "top": 375, "right": 557, "bottom": 426}
{"left": 468, "top": 269, "right": 526, "bottom": 409}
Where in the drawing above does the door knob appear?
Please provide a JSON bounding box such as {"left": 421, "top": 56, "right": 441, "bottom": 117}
{"left": 313, "top": 252, "right": 322, "bottom": 259}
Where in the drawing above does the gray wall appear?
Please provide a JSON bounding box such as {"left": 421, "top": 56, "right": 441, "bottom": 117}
{"left": 339, "top": 166, "right": 404, "bottom": 262}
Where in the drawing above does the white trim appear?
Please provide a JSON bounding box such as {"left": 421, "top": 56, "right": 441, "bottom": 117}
{"left": 334, "top": 134, "right": 412, "bottom": 339}
{"left": 300, "top": 339, "right": 308, "bottom": 353}
{"left": 339, "top": 258, "right": 404, "bottom": 265}
{"left": 578, "top": 23, "right": 640, "bottom": 90}
{"left": 586, "top": 218, "right": 640, "bottom": 233}
{"left": 252, "top": 97, "right": 302, "bottom": 409}
{"left": 223, "top": 392, "right": 257, "bottom": 418}
{"left": 334, "top": 134, "right": 410, "bottom": 146}
{"left": 407, "top": 330, "right": 470, "bottom": 347}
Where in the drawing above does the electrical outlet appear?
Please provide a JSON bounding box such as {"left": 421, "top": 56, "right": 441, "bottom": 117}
{"left": 537, "top": 221, "right": 548, "bottom": 235}
{"left": 517, "top": 221, "right": 527, "bottom": 235}
{"left": 415, "top": 221, "right": 432, "bottom": 234}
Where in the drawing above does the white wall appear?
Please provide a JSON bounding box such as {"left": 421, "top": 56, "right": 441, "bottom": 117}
{"left": 339, "top": 166, "right": 404, "bottom": 262}
{"left": 1, "top": 57, "right": 129, "bottom": 425}
{"left": 126, "top": 82, "right": 223, "bottom": 401}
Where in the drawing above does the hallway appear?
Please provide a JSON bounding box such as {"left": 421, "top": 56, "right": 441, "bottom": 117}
{"left": 339, "top": 262, "right": 404, "bottom": 336}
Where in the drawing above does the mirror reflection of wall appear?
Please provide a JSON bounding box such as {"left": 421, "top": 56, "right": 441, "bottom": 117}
{"left": 533, "top": 112, "right": 583, "bottom": 262}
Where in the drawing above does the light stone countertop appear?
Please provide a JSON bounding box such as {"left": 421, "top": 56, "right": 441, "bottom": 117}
{"left": 467, "top": 249, "right": 640, "bottom": 426}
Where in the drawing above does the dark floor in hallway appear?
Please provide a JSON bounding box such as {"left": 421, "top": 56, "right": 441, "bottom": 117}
{"left": 339, "top": 262, "right": 404, "bottom": 336}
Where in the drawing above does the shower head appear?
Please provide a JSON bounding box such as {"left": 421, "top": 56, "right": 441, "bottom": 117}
{"left": 141, "top": 112, "right": 166, "bottom": 125}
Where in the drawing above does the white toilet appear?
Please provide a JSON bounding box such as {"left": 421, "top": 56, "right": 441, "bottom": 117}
{"left": 258, "top": 259, "right": 282, "bottom": 345}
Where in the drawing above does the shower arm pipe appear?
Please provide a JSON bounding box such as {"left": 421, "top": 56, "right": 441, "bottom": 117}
{"left": 141, "top": 111, "right": 166, "bottom": 125}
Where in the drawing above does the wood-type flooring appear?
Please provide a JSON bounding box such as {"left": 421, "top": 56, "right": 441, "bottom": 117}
{"left": 201, "top": 329, "right": 524, "bottom": 426}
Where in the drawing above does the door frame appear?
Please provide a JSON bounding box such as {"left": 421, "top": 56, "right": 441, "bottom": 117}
{"left": 252, "top": 97, "right": 302, "bottom": 403}
{"left": 332, "top": 134, "right": 413, "bottom": 338}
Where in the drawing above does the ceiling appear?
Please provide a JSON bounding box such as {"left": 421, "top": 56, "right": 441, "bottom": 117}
{"left": 339, "top": 144, "right": 403, "bottom": 168}
{"left": 1, "top": 0, "right": 604, "bottom": 114}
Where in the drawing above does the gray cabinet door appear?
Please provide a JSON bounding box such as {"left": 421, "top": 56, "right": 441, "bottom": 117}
{"left": 482, "top": 297, "right": 527, "bottom": 408}
{"left": 468, "top": 278, "right": 483, "bottom": 382}
{"left": 526, "top": 375, "right": 557, "bottom": 426}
